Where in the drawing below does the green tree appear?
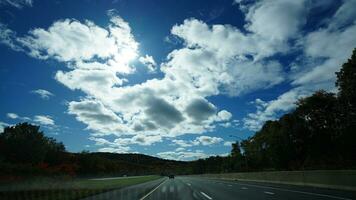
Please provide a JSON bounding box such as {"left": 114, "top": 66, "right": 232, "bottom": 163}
{"left": 295, "top": 91, "right": 340, "bottom": 167}
{"left": 336, "top": 48, "right": 356, "bottom": 113}
{"left": 335, "top": 48, "right": 356, "bottom": 165}
{"left": 0, "top": 123, "right": 66, "bottom": 164}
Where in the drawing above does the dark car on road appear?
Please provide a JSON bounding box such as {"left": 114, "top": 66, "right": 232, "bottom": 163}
{"left": 168, "top": 174, "right": 175, "bottom": 179}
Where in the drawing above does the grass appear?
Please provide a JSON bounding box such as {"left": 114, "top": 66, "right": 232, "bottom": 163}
{"left": 0, "top": 175, "right": 162, "bottom": 200}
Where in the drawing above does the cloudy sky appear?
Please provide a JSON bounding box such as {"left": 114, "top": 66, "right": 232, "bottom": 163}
{"left": 0, "top": 0, "right": 355, "bottom": 160}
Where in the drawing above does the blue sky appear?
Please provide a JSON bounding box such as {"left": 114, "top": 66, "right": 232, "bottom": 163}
{"left": 0, "top": 0, "right": 355, "bottom": 160}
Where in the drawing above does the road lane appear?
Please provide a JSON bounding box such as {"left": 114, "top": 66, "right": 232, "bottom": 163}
{"left": 81, "top": 177, "right": 167, "bottom": 200}
{"left": 82, "top": 176, "right": 356, "bottom": 200}
{"left": 143, "top": 176, "right": 355, "bottom": 200}
{"left": 182, "top": 177, "right": 356, "bottom": 200}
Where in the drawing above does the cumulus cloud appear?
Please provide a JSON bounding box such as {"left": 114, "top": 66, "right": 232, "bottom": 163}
{"left": 224, "top": 141, "right": 234, "bottom": 147}
{"left": 68, "top": 99, "right": 125, "bottom": 135}
{"left": 243, "top": 0, "right": 307, "bottom": 41}
{"left": 157, "top": 150, "right": 210, "bottom": 161}
{"left": 2, "top": 0, "right": 353, "bottom": 159}
{"left": 144, "top": 97, "right": 184, "bottom": 129}
{"left": 89, "top": 137, "right": 131, "bottom": 153}
{"left": 18, "top": 17, "right": 138, "bottom": 67}
{"left": 216, "top": 110, "right": 232, "bottom": 121}
{"left": 6, "top": 113, "right": 19, "bottom": 119}
{"left": 243, "top": 0, "right": 356, "bottom": 131}
{"left": 172, "top": 135, "right": 223, "bottom": 147}
{"left": 139, "top": 55, "right": 157, "bottom": 72}
{"left": 196, "top": 136, "right": 223, "bottom": 145}
{"left": 1, "top": 10, "right": 288, "bottom": 142}
{"left": 31, "top": 89, "right": 54, "bottom": 99}
{"left": 34, "top": 115, "right": 55, "bottom": 126}
{"left": 185, "top": 98, "right": 216, "bottom": 123}
{"left": 98, "top": 147, "right": 131, "bottom": 153}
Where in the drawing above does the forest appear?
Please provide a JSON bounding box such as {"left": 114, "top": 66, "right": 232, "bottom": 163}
{"left": 0, "top": 49, "right": 355, "bottom": 179}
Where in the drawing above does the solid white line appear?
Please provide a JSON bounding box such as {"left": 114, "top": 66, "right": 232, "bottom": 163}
{"left": 264, "top": 191, "right": 275, "bottom": 195}
{"left": 90, "top": 175, "right": 149, "bottom": 180}
{"left": 139, "top": 178, "right": 167, "bottom": 200}
{"left": 235, "top": 182, "right": 352, "bottom": 200}
{"left": 200, "top": 191, "right": 213, "bottom": 200}
{"left": 187, "top": 183, "right": 192, "bottom": 186}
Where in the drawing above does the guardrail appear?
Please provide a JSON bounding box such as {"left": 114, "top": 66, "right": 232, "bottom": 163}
{"left": 190, "top": 170, "right": 356, "bottom": 191}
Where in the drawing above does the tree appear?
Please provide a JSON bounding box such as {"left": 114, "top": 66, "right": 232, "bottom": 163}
{"left": 231, "top": 141, "right": 242, "bottom": 157}
{"left": 336, "top": 48, "right": 356, "bottom": 113}
{"left": 335, "top": 48, "right": 356, "bottom": 165}
{"left": 0, "top": 123, "right": 66, "bottom": 164}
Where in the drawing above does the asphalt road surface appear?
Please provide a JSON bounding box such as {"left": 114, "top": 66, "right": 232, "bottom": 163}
{"left": 83, "top": 176, "right": 356, "bottom": 200}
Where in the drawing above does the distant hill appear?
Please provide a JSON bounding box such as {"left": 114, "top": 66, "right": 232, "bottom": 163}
{"left": 72, "top": 152, "right": 192, "bottom": 177}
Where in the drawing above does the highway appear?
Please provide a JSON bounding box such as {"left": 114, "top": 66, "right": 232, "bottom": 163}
{"left": 83, "top": 176, "right": 356, "bottom": 200}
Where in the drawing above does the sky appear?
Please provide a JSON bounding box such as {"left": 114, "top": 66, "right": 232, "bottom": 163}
{"left": 0, "top": 0, "right": 355, "bottom": 161}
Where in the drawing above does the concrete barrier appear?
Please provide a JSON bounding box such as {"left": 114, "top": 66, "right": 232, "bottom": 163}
{"left": 191, "top": 170, "right": 356, "bottom": 191}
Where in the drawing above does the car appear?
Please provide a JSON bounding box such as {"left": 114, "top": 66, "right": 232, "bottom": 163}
{"left": 168, "top": 174, "right": 175, "bottom": 179}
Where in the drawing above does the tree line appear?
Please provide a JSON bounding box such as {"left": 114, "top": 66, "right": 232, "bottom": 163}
{"left": 0, "top": 123, "right": 190, "bottom": 178}
{"left": 191, "top": 48, "right": 356, "bottom": 173}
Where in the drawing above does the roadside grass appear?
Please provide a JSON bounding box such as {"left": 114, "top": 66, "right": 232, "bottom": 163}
{"left": 0, "top": 175, "right": 162, "bottom": 200}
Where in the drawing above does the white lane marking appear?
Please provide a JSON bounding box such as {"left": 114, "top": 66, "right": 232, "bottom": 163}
{"left": 200, "top": 191, "right": 213, "bottom": 200}
{"left": 264, "top": 191, "right": 275, "bottom": 195}
{"left": 187, "top": 183, "right": 192, "bottom": 186}
{"left": 234, "top": 182, "right": 352, "bottom": 200}
{"left": 89, "top": 175, "right": 148, "bottom": 180}
{"left": 139, "top": 178, "right": 167, "bottom": 200}
{"left": 161, "top": 186, "right": 166, "bottom": 193}
{"left": 228, "top": 184, "right": 233, "bottom": 187}
{"left": 169, "top": 185, "right": 174, "bottom": 192}
{"left": 241, "top": 187, "right": 248, "bottom": 190}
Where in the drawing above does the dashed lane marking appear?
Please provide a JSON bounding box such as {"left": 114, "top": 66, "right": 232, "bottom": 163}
{"left": 200, "top": 191, "right": 213, "bottom": 200}
{"left": 264, "top": 191, "right": 275, "bottom": 195}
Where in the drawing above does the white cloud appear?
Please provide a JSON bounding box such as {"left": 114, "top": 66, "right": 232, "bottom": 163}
{"left": 0, "top": 121, "right": 10, "bottom": 132}
{"left": 0, "top": 23, "right": 23, "bottom": 51}
{"left": 31, "top": 89, "right": 54, "bottom": 99}
{"left": 244, "top": 0, "right": 307, "bottom": 41}
{"left": 224, "top": 141, "right": 234, "bottom": 147}
{"left": 172, "top": 139, "right": 196, "bottom": 147}
{"left": 98, "top": 147, "right": 131, "bottom": 153}
{"left": 139, "top": 55, "right": 157, "bottom": 72}
{"left": 216, "top": 110, "right": 232, "bottom": 121}
{"left": 196, "top": 136, "right": 223, "bottom": 146}
{"left": 175, "top": 147, "right": 185, "bottom": 152}
{"left": 2, "top": 11, "right": 288, "bottom": 143}
{"left": 243, "top": 0, "right": 356, "bottom": 131}
{"left": 6, "top": 113, "right": 19, "bottom": 119}
{"left": 157, "top": 150, "right": 210, "bottom": 161}
{"left": 2, "top": 0, "right": 353, "bottom": 155}
{"left": 113, "top": 135, "right": 162, "bottom": 146}
{"left": 68, "top": 99, "right": 125, "bottom": 135}
{"left": 34, "top": 115, "right": 55, "bottom": 126}
{"left": 6, "top": 112, "right": 31, "bottom": 121}
{"left": 89, "top": 137, "right": 131, "bottom": 153}
{"left": 0, "top": 0, "right": 32, "bottom": 8}
{"left": 17, "top": 17, "right": 137, "bottom": 67}
{"left": 172, "top": 135, "right": 223, "bottom": 147}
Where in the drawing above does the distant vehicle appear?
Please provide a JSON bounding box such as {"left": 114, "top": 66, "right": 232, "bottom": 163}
{"left": 168, "top": 174, "right": 175, "bottom": 179}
